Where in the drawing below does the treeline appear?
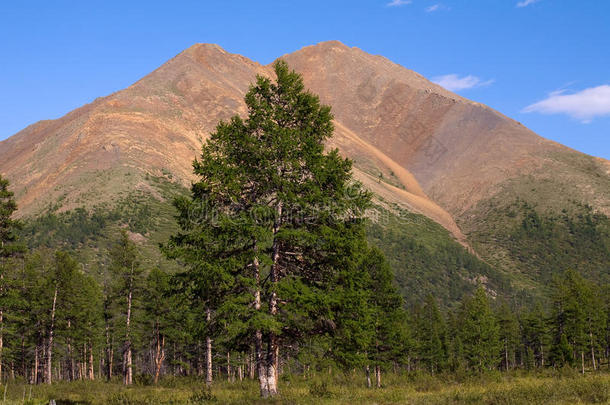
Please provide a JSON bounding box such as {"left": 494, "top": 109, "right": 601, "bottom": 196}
{"left": 0, "top": 246, "right": 608, "bottom": 386}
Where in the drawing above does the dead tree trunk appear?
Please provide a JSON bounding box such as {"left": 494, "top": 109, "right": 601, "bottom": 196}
{"left": 365, "top": 365, "right": 371, "bottom": 388}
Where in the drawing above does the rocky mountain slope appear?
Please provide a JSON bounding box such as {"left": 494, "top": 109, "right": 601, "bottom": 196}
{"left": 1, "top": 41, "right": 608, "bottom": 301}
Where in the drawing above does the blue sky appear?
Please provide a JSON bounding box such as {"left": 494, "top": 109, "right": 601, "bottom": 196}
{"left": 1, "top": 1, "right": 609, "bottom": 159}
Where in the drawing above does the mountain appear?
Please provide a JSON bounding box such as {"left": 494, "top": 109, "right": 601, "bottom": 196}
{"left": 1, "top": 41, "right": 608, "bottom": 304}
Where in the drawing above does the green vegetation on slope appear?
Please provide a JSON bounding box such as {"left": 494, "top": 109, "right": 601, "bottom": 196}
{"left": 465, "top": 195, "right": 610, "bottom": 298}
{"left": 367, "top": 206, "right": 513, "bottom": 308}
{"left": 19, "top": 175, "right": 186, "bottom": 270}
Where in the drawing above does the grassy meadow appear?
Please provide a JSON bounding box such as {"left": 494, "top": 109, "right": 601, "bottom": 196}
{"left": 1, "top": 370, "right": 608, "bottom": 405}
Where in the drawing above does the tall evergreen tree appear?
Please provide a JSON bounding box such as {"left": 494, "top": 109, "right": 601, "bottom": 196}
{"left": 109, "top": 231, "right": 142, "bottom": 385}
{"left": 365, "top": 247, "right": 408, "bottom": 387}
{"left": 416, "top": 295, "right": 447, "bottom": 373}
{"left": 549, "top": 269, "right": 606, "bottom": 372}
{"left": 0, "top": 174, "right": 24, "bottom": 383}
{"left": 167, "top": 60, "right": 372, "bottom": 397}
{"left": 456, "top": 287, "right": 501, "bottom": 372}
{"left": 496, "top": 302, "right": 520, "bottom": 371}
{"left": 520, "top": 303, "right": 549, "bottom": 369}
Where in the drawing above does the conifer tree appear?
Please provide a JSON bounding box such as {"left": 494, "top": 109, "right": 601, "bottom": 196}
{"left": 0, "top": 175, "right": 24, "bottom": 383}
{"left": 456, "top": 287, "right": 501, "bottom": 371}
{"left": 496, "top": 302, "right": 520, "bottom": 371}
{"left": 521, "top": 304, "right": 549, "bottom": 369}
{"left": 109, "top": 230, "right": 142, "bottom": 385}
{"left": 365, "top": 247, "right": 408, "bottom": 387}
{"left": 168, "top": 60, "right": 372, "bottom": 397}
{"left": 549, "top": 269, "right": 606, "bottom": 372}
{"left": 417, "top": 294, "right": 447, "bottom": 373}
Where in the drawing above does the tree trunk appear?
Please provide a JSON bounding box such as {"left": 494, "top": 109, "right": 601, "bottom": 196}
{"left": 227, "top": 352, "right": 231, "bottom": 382}
{"left": 375, "top": 365, "right": 381, "bottom": 388}
{"left": 123, "top": 264, "right": 134, "bottom": 385}
{"left": 105, "top": 320, "right": 112, "bottom": 380}
{"left": 263, "top": 202, "right": 282, "bottom": 398}
{"left": 205, "top": 307, "right": 213, "bottom": 386}
{"left": 47, "top": 286, "right": 58, "bottom": 384}
{"left": 590, "top": 331, "right": 597, "bottom": 371}
{"left": 581, "top": 351, "right": 585, "bottom": 374}
{"left": 265, "top": 338, "right": 278, "bottom": 397}
{"left": 253, "top": 249, "right": 269, "bottom": 397}
{"left": 154, "top": 332, "right": 165, "bottom": 384}
{"left": 88, "top": 343, "right": 95, "bottom": 380}
{"left": 33, "top": 345, "right": 39, "bottom": 384}
{"left": 365, "top": 365, "right": 371, "bottom": 388}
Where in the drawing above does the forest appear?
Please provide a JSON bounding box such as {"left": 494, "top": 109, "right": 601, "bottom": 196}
{"left": 0, "top": 62, "right": 608, "bottom": 404}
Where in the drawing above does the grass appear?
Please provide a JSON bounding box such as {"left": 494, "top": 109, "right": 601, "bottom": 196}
{"left": 1, "top": 372, "right": 608, "bottom": 404}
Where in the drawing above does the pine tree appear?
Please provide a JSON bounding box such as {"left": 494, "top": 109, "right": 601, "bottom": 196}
{"left": 521, "top": 304, "right": 549, "bottom": 369}
{"left": 417, "top": 295, "right": 447, "bottom": 373}
{"left": 456, "top": 287, "right": 501, "bottom": 372}
{"left": 496, "top": 302, "right": 520, "bottom": 371}
{"left": 549, "top": 269, "right": 606, "bottom": 372}
{"left": 109, "top": 230, "right": 142, "bottom": 385}
{"left": 0, "top": 175, "right": 25, "bottom": 383}
{"left": 167, "top": 60, "right": 372, "bottom": 397}
{"left": 365, "top": 247, "right": 408, "bottom": 387}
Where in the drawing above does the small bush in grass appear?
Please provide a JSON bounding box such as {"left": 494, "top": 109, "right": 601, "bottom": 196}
{"left": 188, "top": 387, "right": 216, "bottom": 403}
{"left": 308, "top": 380, "right": 334, "bottom": 398}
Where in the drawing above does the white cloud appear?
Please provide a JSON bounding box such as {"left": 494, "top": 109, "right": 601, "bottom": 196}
{"left": 425, "top": 4, "right": 449, "bottom": 12}
{"left": 522, "top": 85, "right": 610, "bottom": 123}
{"left": 516, "top": 0, "right": 541, "bottom": 8}
{"left": 387, "top": 0, "right": 412, "bottom": 7}
{"left": 431, "top": 74, "right": 494, "bottom": 92}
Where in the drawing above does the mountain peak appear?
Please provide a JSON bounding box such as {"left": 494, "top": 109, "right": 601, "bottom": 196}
{"left": 184, "top": 43, "right": 228, "bottom": 55}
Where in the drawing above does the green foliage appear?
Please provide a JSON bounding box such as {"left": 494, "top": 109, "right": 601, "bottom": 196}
{"left": 0, "top": 174, "right": 23, "bottom": 259}
{"left": 413, "top": 295, "right": 448, "bottom": 373}
{"left": 165, "top": 60, "right": 376, "bottom": 396}
{"left": 508, "top": 202, "right": 610, "bottom": 285}
{"left": 455, "top": 287, "right": 501, "bottom": 372}
{"left": 548, "top": 269, "right": 606, "bottom": 369}
{"left": 367, "top": 207, "right": 512, "bottom": 308}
